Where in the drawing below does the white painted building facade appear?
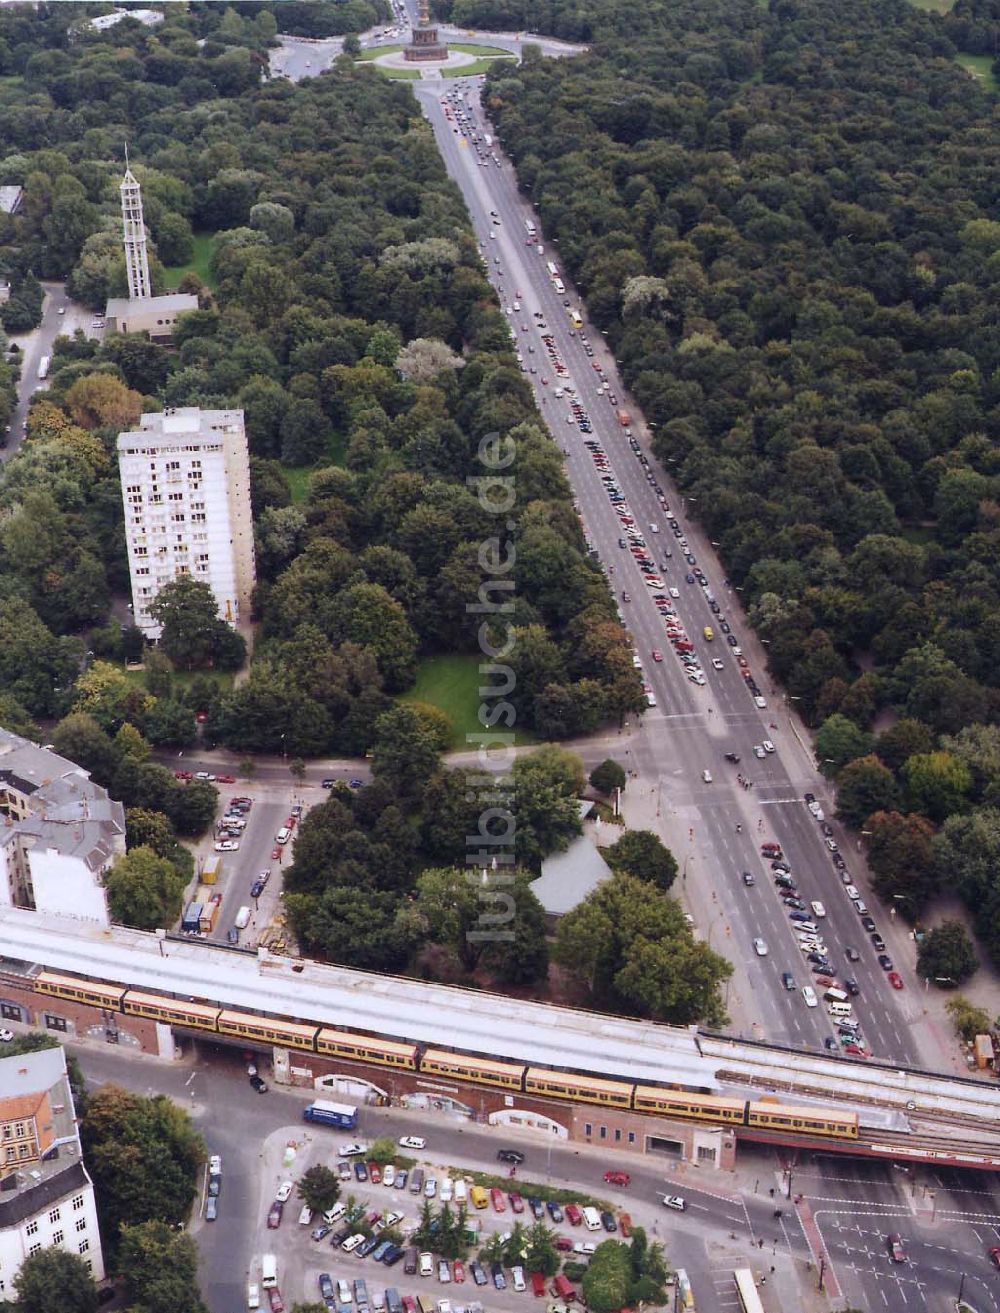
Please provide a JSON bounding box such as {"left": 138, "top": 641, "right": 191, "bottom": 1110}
{"left": 0, "top": 1047, "right": 105, "bottom": 1302}
{"left": 117, "top": 407, "right": 256, "bottom": 639}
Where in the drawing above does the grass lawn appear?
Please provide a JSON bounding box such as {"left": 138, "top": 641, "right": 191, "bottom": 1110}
{"left": 445, "top": 42, "right": 513, "bottom": 55}
{"left": 118, "top": 663, "right": 234, "bottom": 695}
{"left": 443, "top": 56, "right": 514, "bottom": 76}
{"left": 163, "top": 232, "right": 218, "bottom": 291}
{"left": 955, "top": 53, "right": 998, "bottom": 91}
{"left": 282, "top": 465, "right": 315, "bottom": 504}
{"left": 907, "top": 0, "right": 956, "bottom": 9}
{"left": 401, "top": 653, "right": 536, "bottom": 749}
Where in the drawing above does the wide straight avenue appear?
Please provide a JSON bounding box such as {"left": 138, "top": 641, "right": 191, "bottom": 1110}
{"left": 412, "top": 79, "right": 929, "bottom": 1070}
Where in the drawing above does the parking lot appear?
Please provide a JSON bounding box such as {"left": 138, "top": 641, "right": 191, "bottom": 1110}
{"left": 238, "top": 1135, "right": 654, "bottom": 1313}
{"left": 175, "top": 775, "right": 318, "bottom": 951}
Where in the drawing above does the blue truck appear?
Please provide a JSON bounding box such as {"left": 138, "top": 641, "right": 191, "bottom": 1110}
{"left": 302, "top": 1100, "right": 359, "bottom": 1129}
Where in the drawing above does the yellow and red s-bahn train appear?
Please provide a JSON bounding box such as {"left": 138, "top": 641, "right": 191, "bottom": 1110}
{"left": 32, "top": 970, "right": 858, "bottom": 1142}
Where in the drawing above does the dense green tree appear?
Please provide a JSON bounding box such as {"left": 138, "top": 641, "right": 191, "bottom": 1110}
{"left": 815, "top": 715, "right": 873, "bottom": 777}
{"left": 917, "top": 921, "right": 978, "bottom": 987}
{"left": 118, "top": 1222, "right": 209, "bottom": 1313}
{"left": 874, "top": 719, "right": 936, "bottom": 774}
{"left": 81, "top": 1086, "right": 203, "bottom": 1264}
{"left": 14, "top": 1249, "right": 98, "bottom": 1313}
{"left": 902, "top": 751, "right": 972, "bottom": 823}
{"left": 148, "top": 577, "right": 246, "bottom": 672}
{"left": 510, "top": 746, "right": 586, "bottom": 870}
{"left": 297, "top": 1164, "right": 341, "bottom": 1213}
{"left": 865, "top": 810, "right": 938, "bottom": 913}
{"left": 589, "top": 758, "right": 626, "bottom": 795}
{"left": 554, "top": 873, "right": 730, "bottom": 1024}
{"left": 582, "top": 1240, "right": 632, "bottom": 1313}
{"left": 104, "top": 845, "right": 188, "bottom": 932}
{"left": 834, "top": 755, "right": 900, "bottom": 828}
{"left": 604, "top": 829, "right": 678, "bottom": 889}
{"left": 371, "top": 705, "right": 443, "bottom": 800}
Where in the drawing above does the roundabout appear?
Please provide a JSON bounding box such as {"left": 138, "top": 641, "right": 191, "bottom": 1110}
{"left": 358, "top": 42, "right": 517, "bottom": 77}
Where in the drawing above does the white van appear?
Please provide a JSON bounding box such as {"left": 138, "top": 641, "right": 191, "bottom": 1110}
{"left": 802, "top": 985, "right": 818, "bottom": 1008}
{"left": 276, "top": 826, "right": 291, "bottom": 845}
{"left": 810, "top": 901, "right": 827, "bottom": 918}
{"left": 828, "top": 1001, "right": 853, "bottom": 1017}
{"left": 235, "top": 905, "right": 251, "bottom": 930}
{"left": 453, "top": 1178, "right": 468, "bottom": 1205}
{"left": 439, "top": 1176, "right": 453, "bottom": 1203}
{"left": 553, "top": 278, "right": 566, "bottom": 294}
{"left": 824, "top": 987, "right": 848, "bottom": 1003}
{"left": 262, "top": 1255, "right": 278, "bottom": 1290}
{"left": 324, "top": 1201, "right": 346, "bottom": 1225}
{"left": 248, "top": 1283, "right": 261, "bottom": 1309}
{"left": 512, "top": 1267, "right": 526, "bottom": 1292}
{"left": 299, "top": 1204, "right": 313, "bottom": 1226}
{"left": 582, "top": 1206, "right": 603, "bottom": 1231}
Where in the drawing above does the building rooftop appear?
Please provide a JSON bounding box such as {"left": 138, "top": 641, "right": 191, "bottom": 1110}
{"left": 104, "top": 291, "right": 198, "bottom": 319}
{"left": 117, "top": 406, "right": 246, "bottom": 451}
{"left": 0, "top": 907, "right": 718, "bottom": 1091}
{"left": 0, "top": 1046, "right": 87, "bottom": 1226}
{"left": 0, "top": 732, "right": 124, "bottom": 873}
{"left": 532, "top": 830, "right": 612, "bottom": 917}
{"left": 0, "top": 185, "right": 22, "bottom": 215}
{"left": 88, "top": 8, "right": 163, "bottom": 30}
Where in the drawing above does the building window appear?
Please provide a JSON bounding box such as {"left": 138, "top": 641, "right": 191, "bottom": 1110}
{"left": 697, "top": 1145, "right": 716, "bottom": 1163}
{"left": 76, "top": 1218, "right": 87, "bottom": 1233}
{"left": 584, "top": 1122, "right": 592, "bottom": 1137}
{"left": 627, "top": 1131, "right": 636, "bottom": 1144}
{"left": 52, "top": 1230, "right": 63, "bottom": 1245}
{"left": 78, "top": 1239, "right": 90, "bottom": 1254}
{"left": 72, "top": 1194, "right": 84, "bottom": 1210}
{"left": 26, "top": 1220, "right": 38, "bottom": 1237}
{"left": 44, "top": 1014, "right": 67, "bottom": 1032}
{"left": 49, "top": 1208, "right": 60, "bottom": 1223}
{"left": 14, "top": 1123, "right": 24, "bottom": 1137}
{"left": 28, "top": 1244, "right": 41, "bottom": 1257}
{"left": 598, "top": 1125, "right": 607, "bottom": 1140}
{"left": 614, "top": 1128, "right": 622, "bottom": 1143}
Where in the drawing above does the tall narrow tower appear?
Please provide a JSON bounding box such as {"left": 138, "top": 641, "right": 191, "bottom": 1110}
{"left": 120, "top": 160, "right": 151, "bottom": 302}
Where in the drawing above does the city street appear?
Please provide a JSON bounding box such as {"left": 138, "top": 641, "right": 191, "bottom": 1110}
{"left": 410, "top": 82, "right": 927, "bottom": 1067}
{"left": 66, "top": 1041, "right": 1000, "bottom": 1313}
{"left": 2, "top": 281, "right": 97, "bottom": 461}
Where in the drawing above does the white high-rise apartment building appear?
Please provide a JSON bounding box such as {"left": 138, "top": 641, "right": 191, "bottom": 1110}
{"left": 117, "top": 408, "right": 256, "bottom": 640}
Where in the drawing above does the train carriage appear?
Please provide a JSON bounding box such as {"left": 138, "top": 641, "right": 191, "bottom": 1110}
{"left": 525, "top": 1067, "right": 633, "bottom": 1109}
{"left": 420, "top": 1049, "right": 525, "bottom": 1091}
{"left": 217, "top": 1009, "right": 318, "bottom": 1051}
{"left": 123, "top": 990, "right": 221, "bottom": 1032}
{"left": 34, "top": 971, "right": 126, "bottom": 1011}
{"left": 633, "top": 1086, "right": 747, "bottom": 1124}
{"left": 746, "top": 1100, "right": 858, "bottom": 1139}
{"left": 317, "top": 1028, "right": 418, "bottom": 1069}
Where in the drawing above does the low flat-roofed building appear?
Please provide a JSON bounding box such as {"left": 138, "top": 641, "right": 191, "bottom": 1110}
{"left": 88, "top": 8, "right": 162, "bottom": 30}
{"left": 0, "top": 1046, "right": 105, "bottom": 1300}
{"left": 103, "top": 292, "right": 198, "bottom": 343}
{"left": 0, "top": 188, "right": 22, "bottom": 217}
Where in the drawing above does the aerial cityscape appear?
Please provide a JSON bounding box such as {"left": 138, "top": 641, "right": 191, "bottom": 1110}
{"left": 0, "top": 3, "right": 997, "bottom": 1313}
